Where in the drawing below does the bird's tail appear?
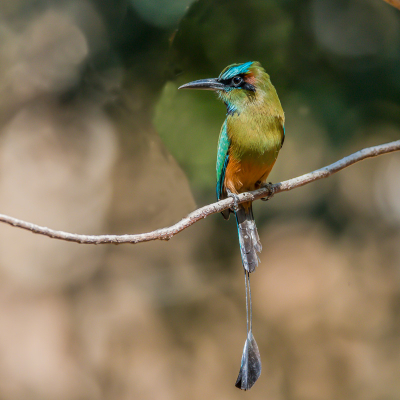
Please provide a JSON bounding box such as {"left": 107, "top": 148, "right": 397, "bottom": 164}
{"left": 235, "top": 203, "right": 262, "bottom": 273}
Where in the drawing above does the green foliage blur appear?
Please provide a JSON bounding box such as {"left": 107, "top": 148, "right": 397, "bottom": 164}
{"left": 156, "top": 0, "right": 400, "bottom": 208}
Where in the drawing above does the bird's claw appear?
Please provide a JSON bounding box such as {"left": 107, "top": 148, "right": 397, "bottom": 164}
{"left": 227, "top": 189, "right": 240, "bottom": 212}
{"left": 261, "top": 182, "right": 274, "bottom": 201}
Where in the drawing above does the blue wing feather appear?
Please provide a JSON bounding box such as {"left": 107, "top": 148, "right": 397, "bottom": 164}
{"left": 216, "top": 119, "right": 230, "bottom": 200}
{"left": 217, "top": 154, "right": 229, "bottom": 200}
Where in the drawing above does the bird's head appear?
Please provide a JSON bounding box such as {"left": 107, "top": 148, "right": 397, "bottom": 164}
{"left": 179, "top": 61, "right": 271, "bottom": 115}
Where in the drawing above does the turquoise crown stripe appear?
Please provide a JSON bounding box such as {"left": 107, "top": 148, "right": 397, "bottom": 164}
{"left": 219, "top": 61, "right": 253, "bottom": 80}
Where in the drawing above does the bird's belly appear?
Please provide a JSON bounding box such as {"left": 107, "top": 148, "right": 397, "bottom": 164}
{"left": 224, "top": 154, "right": 276, "bottom": 194}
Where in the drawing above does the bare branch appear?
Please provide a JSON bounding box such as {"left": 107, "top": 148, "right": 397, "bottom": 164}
{"left": 383, "top": 0, "right": 400, "bottom": 11}
{"left": 0, "top": 140, "right": 399, "bottom": 245}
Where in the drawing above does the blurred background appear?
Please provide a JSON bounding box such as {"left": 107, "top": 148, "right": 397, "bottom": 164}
{"left": 0, "top": 0, "right": 399, "bottom": 399}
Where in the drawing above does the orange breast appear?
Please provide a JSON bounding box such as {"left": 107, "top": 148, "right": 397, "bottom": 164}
{"left": 224, "top": 157, "right": 276, "bottom": 195}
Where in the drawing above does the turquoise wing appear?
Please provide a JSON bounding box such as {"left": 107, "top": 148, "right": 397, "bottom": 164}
{"left": 216, "top": 119, "right": 230, "bottom": 200}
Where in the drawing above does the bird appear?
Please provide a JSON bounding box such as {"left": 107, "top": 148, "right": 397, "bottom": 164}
{"left": 179, "top": 61, "right": 285, "bottom": 390}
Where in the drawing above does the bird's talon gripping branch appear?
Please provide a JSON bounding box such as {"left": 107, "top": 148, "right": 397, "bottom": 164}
{"left": 261, "top": 182, "right": 274, "bottom": 201}
{"left": 227, "top": 189, "right": 240, "bottom": 212}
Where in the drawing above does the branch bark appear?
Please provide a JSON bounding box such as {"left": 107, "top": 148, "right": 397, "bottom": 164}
{"left": 0, "top": 140, "right": 399, "bottom": 245}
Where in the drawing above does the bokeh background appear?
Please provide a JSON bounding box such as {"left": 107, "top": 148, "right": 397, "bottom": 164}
{"left": 0, "top": 0, "right": 399, "bottom": 399}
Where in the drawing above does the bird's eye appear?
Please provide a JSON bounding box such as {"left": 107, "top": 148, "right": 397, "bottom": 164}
{"left": 232, "top": 76, "right": 243, "bottom": 87}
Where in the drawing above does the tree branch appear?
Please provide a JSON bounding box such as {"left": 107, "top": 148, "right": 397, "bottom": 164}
{"left": 383, "top": 0, "right": 400, "bottom": 11}
{"left": 0, "top": 140, "right": 399, "bottom": 245}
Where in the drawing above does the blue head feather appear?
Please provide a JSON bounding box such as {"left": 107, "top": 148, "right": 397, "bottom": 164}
{"left": 219, "top": 62, "right": 253, "bottom": 80}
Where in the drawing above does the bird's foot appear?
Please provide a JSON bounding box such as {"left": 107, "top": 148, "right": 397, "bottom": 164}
{"left": 227, "top": 189, "right": 240, "bottom": 212}
{"left": 261, "top": 182, "right": 275, "bottom": 201}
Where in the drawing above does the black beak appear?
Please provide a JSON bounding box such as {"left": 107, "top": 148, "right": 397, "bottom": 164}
{"left": 178, "top": 78, "right": 224, "bottom": 91}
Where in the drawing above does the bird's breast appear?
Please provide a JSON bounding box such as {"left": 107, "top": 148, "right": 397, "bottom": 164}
{"left": 224, "top": 111, "right": 283, "bottom": 194}
{"left": 228, "top": 112, "right": 282, "bottom": 162}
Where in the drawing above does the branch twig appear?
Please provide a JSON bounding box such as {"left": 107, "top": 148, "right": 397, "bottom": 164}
{"left": 383, "top": 0, "right": 400, "bottom": 10}
{"left": 0, "top": 140, "right": 399, "bottom": 245}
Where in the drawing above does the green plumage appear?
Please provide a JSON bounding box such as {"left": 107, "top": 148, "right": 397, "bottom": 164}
{"left": 226, "top": 98, "right": 283, "bottom": 163}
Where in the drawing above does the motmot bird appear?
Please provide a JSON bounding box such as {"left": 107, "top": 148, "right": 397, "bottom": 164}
{"left": 179, "top": 61, "right": 284, "bottom": 390}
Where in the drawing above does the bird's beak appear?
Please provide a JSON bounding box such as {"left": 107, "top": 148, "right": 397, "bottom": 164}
{"left": 178, "top": 78, "right": 224, "bottom": 91}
